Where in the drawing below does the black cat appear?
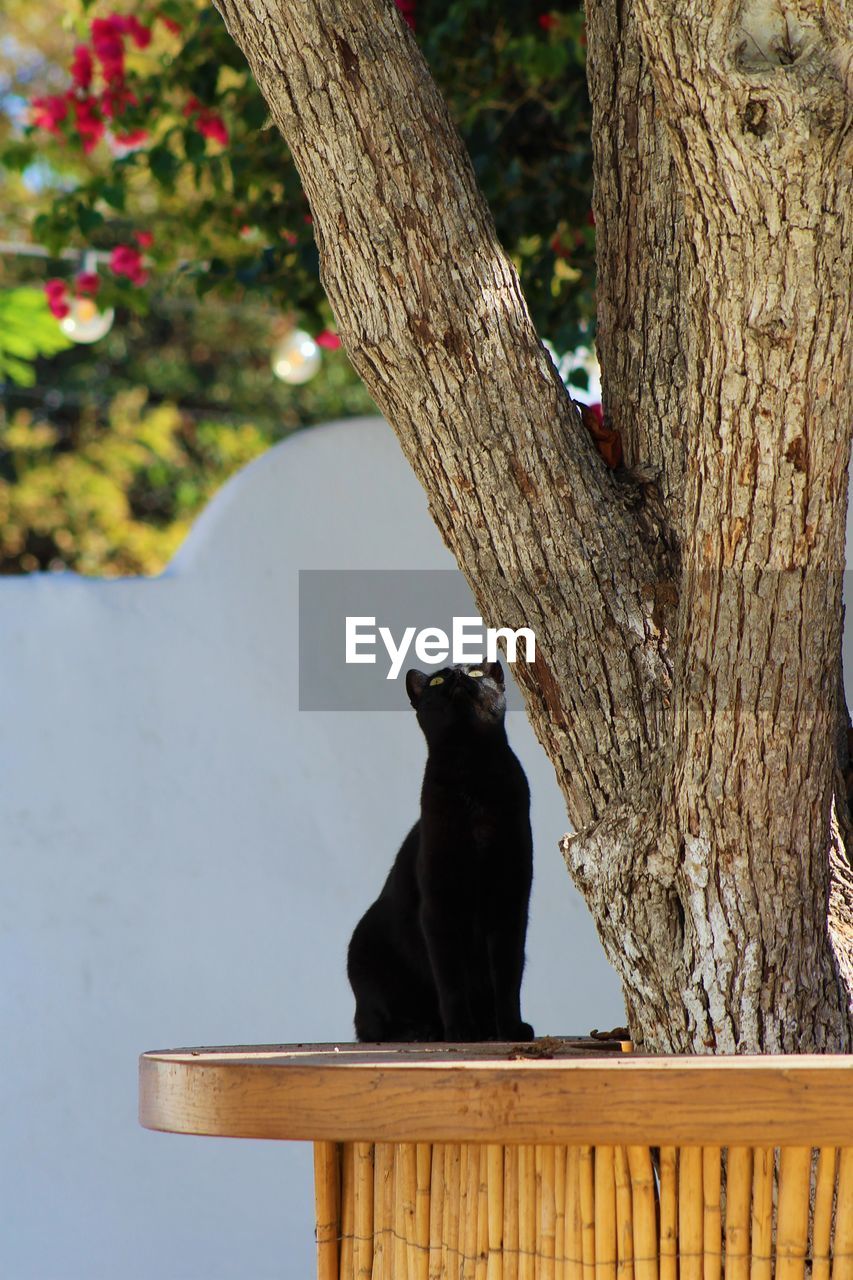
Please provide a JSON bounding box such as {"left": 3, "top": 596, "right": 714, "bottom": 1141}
{"left": 347, "top": 661, "right": 534, "bottom": 1043}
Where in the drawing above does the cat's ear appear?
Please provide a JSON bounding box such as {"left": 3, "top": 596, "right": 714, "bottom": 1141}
{"left": 486, "top": 661, "right": 504, "bottom": 687}
{"left": 406, "top": 669, "right": 429, "bottom": 707}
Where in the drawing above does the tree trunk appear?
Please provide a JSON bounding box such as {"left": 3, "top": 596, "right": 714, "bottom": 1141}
{"left": 576, "top": 0, "right": 853, "bottom": 1050}
{"left": 211, "top": 0, "right": 853, "bottom": 1051}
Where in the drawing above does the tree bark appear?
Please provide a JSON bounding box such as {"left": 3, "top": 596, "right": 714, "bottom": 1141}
{"left": 576, "top": 0, "right": 853, "bottom": 1050}
{"left": 211, "top": 0, "right": 853, "bottom": 1050}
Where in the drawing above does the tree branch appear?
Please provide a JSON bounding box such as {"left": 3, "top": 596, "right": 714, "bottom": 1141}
{"left": 211, "top": 0, "right": 675, "bottom": 824}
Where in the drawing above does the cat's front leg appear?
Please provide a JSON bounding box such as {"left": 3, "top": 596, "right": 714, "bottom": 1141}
{"left": 420, "top": 905, "right": 484, "bottom": 1040}
{"left": 487, "top": 924, "right": 534, "bottom": 1042}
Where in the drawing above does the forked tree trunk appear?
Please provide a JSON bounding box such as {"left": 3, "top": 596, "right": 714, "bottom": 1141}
{"left": 211, "top": 0, "right": 853, "bottom": 1051}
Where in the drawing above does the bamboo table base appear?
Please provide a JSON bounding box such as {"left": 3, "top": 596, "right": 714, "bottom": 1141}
{"left": 316, "top": 1139, "right": 853, "bottom": 1280}
{"left": 138, "top": 1043, "right": 853, "bottom": 1280}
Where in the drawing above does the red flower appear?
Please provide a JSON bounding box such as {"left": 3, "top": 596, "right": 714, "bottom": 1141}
{"left": 159, "top": 14, "right": 182, "bottom": 36}
{"left": 101, "top": 84, "right": 138, "bottom": 121}
{"left": 70, "top": 45, "right": 94, "bottom": 90}
{"left": 75, "top": 272, "right": 100, "bottom": 296}
{"left": 45, "top": 279, "right": 70, "bottom": 319}
{"left": 31, "top": 94, "right": 69, "bottom": 134}
{"left": 91, "top": 17, "right": 125, "bottom": 83}
{"left": 315, "top": 330, "right": 342, "bottom": 350}
{"left": 134, "top": 230, "right": 154, "bottom": 249}
{"left": 72, "top": 95, "right": 105, "bottom": 152}
{"left": 109, "top": 244, "right": 148, "bottom": 286}
{"left": 538, "top": 13, "right": 559, "bottom": 29}
{"left": 394, "top": 0, "right": 416, "bottom": 29}
{"left": 125, "top": 16, "right": 152, "bottom": 48}
{"left": 184, "top": 97, "right": 229, "bottom": 145}
{"left": 198, "top": 113, "right": 228, "bottom": 144}
{"left": 113, "top": 128, "right": 148, "bottom": 147}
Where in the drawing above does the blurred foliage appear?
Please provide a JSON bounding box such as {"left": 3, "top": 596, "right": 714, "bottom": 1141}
{"left": 0, "top": 389, "right": 272, "bottom": 575}
{"left": 0, "top": 318, "right": 377, "bottom": 573}
{"left": 1, "top": 290, "right": 377, "bottom": 438}
{"left": 0, "top": 288, "right": 73, "bottom": 385}
{"left": 0, "top": 0, "right": 593, "bottom": 575}
{"left": 5, "top": 0, "right": 593, "bottom": 348}
{"left": 421, "top": 0, "right": 594, "bottom": 351}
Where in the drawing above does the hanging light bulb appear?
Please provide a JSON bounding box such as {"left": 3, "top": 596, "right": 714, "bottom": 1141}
{"left": 271, "top": 329, "right": 322, "bottom": 384}
{"left": 59, "top": 295, "right": 115, "bottom": 344}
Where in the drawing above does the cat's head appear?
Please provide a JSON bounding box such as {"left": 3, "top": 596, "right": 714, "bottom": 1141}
{"left": 405, "top": 662, "right": 506, "bottom": 739}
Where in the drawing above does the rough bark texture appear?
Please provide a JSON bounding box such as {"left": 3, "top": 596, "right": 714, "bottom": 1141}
{"left": 586, "top": 0, "right": 694, "bottom": 530}
{"left": 211, "top": 0, "right": 675, "bottom": 828}
{"left": 576, "top": 0, "right": 853, "bottom": 1050}
{"left": 211, "top": 0, "right": 853, "bottom": 1051}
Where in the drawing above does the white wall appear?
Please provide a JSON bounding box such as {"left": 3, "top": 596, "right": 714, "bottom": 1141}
{"left": 1, "top": 416, "right": 625, "bottom": 1279}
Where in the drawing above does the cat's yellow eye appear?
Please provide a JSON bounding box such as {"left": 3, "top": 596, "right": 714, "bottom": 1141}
{"left": 429, "top": 675, "right": 445, "bottom": 687}
{"left": 469, "top": 669, "right": 484, "bottom": 678}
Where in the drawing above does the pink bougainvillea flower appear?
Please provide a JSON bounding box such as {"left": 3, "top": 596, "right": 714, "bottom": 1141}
{"left": 45, "top": 279, "right": 70, "bottom": 319}
{"left": 113, "top": 128, "right": 148, "bottom": 148}
{"left": 75, "top": 272, "right": 100, "bottom": 296}
{"left": 70, "top": 44, "right": 94, "bottom": 90}
{"left": 72, "top": 95, "right": 105, "bottom": 152}
{"left": 184, "top": 97, "right": 229, "bottom": 145}
{"left": 31, "top": 94, "right": 69, "bottom": 134}
{"left": 538, "top": 12, "right": 559, "bottom": 29}
{"left": 100, "top": 84, "right": 138, "bottom": 120}
{"left": 315, "top": 330, "right": 342, "bottom": 350}
{"left": 90, "top": 17, "right": 124, "bottom": 51}
{"left": 134, "top": 230, "right": 154, "bottom": 249}
{"left": 91, "top": 17, "right": 126, "bottom": 83}
{"left": 124, "top": 16, "right": 152, "bottom": 48}
{"left": 394, "top": 0, "right": 416, "bottom": 29}
{"left": 109, "top": 244, "right": 148, "bottom": 285}
{"left": 197, "top": 112, "right": 228, "bottom": 145}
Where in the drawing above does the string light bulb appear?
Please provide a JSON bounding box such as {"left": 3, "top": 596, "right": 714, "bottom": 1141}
{"left": 59, "top": 295, "right": 115, "bottom": 344}
{"left": 271, "top": 329, "right": 321, "bottom": 384}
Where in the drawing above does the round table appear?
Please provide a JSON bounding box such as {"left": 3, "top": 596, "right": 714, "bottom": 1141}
{"left": 139, "top": 1042, "right": 853, "bottom": 1280}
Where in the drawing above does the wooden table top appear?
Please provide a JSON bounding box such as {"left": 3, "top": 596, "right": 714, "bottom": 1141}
{"left": 139, "top": 1041, "right": 853, "bottom": 1146}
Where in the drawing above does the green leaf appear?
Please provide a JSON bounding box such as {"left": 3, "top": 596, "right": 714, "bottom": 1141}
{"left": 183, "top": 128, "right": 206, "bottom": 163}
{"left": 148, "top": 145, "right": 179, "bottom": 190}
{"left": 0, "top": 289, "right": 74, "bottom": 385}
{"left": 77, "top": 206, "right": 105, "bottom": 235}
{"left": 242, "top": 94, "right": 269, "bottom": 131}
{"left": 1, "top": 141, "right": 37, "bottom": 173}
{"left": 0, "top": 355, "right": 37, "bottom": 386}
{"left": 99, "top": 184, "right": 127, "bottom": 212}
